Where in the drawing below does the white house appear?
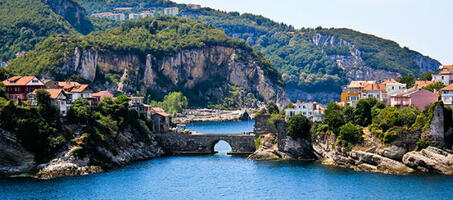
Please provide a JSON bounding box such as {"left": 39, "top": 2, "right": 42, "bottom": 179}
{"left": 164, "top": 7, "right": 179, "bottom": 16}
{"left": 384, "top": 80, "right": 407, "bottom": 96}
{"left": 433, "top": 65, "right": 453, "bottom": 86}
{"left": 285, "top": 101, "right": 325, "bottom": 122}
{"left": 440, "top": 84, "right": 453, "bottom": 107}
{"left": 28, "top": 89, "right": 70, "bottom": 116}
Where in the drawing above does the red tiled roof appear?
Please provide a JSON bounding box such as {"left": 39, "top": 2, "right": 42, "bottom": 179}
{"left": 440, "top": 85, "right": 453, "bottom": 91}
{"left": 92, "top": 91, "right": 114, "bottom": 98}
{"left": 439, "top": 71, "right": 453, "bottom": 75}
{"left": 70, "top": 85, "right": 89, "bottom": 93}
{"left": 3, "top": 76, "right": 42, "bottom": 86}
{"left": 414, "top": 81, "right": 435, "bottom": 88}
{"left": 33, "top": 89, "right": 65, "bottom": 99}
{"left": 363, "top": 83, "right": 386, "bottom": 91}
{"left": 150, "top": 107, "right": 171, "bottom": 117}
{"left": 442, "top": 65, "right": 453, "bottom": 70}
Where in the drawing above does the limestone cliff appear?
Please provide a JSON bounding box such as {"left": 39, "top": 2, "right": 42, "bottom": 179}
{"left": 0, "top": 129, "right": 35, "bottom": 174}
{"left": 312, "top": 33, "right": 440, "bottom": 81}
{"left": 58, "top": 46, "right": 290, "bottom": 107}
{"left": 41, "top": 0, "right": 94, "bottom": 34}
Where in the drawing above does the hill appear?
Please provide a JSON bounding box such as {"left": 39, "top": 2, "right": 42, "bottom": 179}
{"left": 76, "top": 0, "right": 442, "bottom": 102}
{"left": 0, "top": 0, "right": 93, "bottom": 62}
{"left": 8, "top": 17, "right": 289, "bottom": 108}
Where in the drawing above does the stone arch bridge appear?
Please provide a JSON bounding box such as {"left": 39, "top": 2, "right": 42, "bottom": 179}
{"left": 154, "top": 133, "right": 256, "bottom": 155}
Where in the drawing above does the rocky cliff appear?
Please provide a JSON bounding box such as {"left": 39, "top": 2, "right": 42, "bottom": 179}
{"left": 41, "top": 0, "right": 94, "bottom": 34}
{"left": 312, "top": 33, "right": 440, "bottom": 81}
{"left": 58, "top": 46, "right": 290, "bottom": 107}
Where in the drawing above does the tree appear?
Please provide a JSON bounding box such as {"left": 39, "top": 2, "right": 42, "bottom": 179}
{"left": 0, "top": 67, "right": 9, "bottom": 81}
{"left": 0, "top": 83, "right": 8, "bottom": 99}
{"left": 337, "top": 122, "right": 363, "bottom": 148}
{"left": 36, "top": 89, "right": 59, "bottom": 120}
{"left": 419, "top": 72, "right": 433, "bottom": 81}
{"left": 323, "top": 102, "right": 344, "bottom": 134}
{"left": 287, "top": 114, "right": 312, "bottom": 139}
{"left": 423, "top": 82, "right": 446, "bottom": 92}
{"left": 283, "top": 103, "right": 295, "bottom": 109}
{"left": 160, "top": 92, "right": 188, "bottom": 115}
{"left": 266, "top": 101, "right": 279, "bottom": 114}
{"left": 342, "top": 105, "right": 355, "bottom": 123}
{"left": 68, "top": 98, "right": 93, "bottom": 124}
{"left": 399, "top": 74, "right": 415, "bottom": 88}
{"left": 354, "top": 99, "right": 372, "bottom": 126}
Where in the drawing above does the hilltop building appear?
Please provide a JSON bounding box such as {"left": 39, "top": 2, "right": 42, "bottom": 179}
{"left": 91, "top": 12, "right": 126, "bottom": 21}
{"left": 433, "top": 65, "right": 453, "bottom": 86}
{"left": 164, "top": 7, "right": 179, "bottom": 16}
{"left": 284, "top": 101, "right": 325, "bottom": 122}
{"left": 2, "top": 76, "right": 44, "bottom": 101}
{"left": 28, "top": 89, "right": 69, "bottom": 116}
{"left": 187, "top": 4, "right": 201, "bottom": 10}
{"left": 440, "top": 85, "right": 453, "bottom": 107}
{"left": 389, "top": 88, "right": 439, "bottom": 110}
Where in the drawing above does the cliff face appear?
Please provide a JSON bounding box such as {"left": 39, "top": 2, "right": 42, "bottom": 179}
{"left": 312, "top": 33, "right": 439, "bottom": 81}
{"left": 41, "top": 0, "right": 93, "bottom": 34}
{"left": 58, "top": 46, "right": 290, "bottom": 107}
{"left": 0, "top": 129, "right": 35, "bottom": 174}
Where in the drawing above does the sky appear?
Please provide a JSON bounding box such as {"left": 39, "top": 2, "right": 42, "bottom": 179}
{"left": 173, "top": 0, "right": 452, "bottom": 65}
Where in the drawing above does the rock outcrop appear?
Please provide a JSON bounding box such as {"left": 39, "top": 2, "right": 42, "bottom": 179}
{"left": 37, "top": 128, "right": 164, "bottom": 179}
{"left": 41, "top": 0, "right": 94, "bottom": 34}
{"left": 402, "top": 147, "right": 453, "bottom": 175}
{"left": 0, "top": 129, "right": 35, "bottom": 174}
{"left": 58, "top": 46, "right": 290, "bottom": 107}
{"left": 172, "top": 109, "right": 254, "bottom": 124}
{"left": 248, "top": 134, "right": 293, "bottom": 161}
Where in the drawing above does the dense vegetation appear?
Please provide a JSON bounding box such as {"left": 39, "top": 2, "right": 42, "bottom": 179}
{"left": 149, "top": 92, "right": 188, "bottom": 116}
{"left": 313, "top": 98, "right": 453, "bottom": 150}
{"left": 0, "top": 0, "right": 95, "bottom": 62}
{"left": 0, "top": 83, "right": 154, "bottom": 164}
{"left": 8, "top": 16, "right": 282, "bottom": 85}
{"left": 75, "top": 0, "right": 440, "bottom": 98}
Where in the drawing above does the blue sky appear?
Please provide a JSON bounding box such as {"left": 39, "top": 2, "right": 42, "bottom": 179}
{"left": 173, "top": 0, "right": 452, "bottom": 65}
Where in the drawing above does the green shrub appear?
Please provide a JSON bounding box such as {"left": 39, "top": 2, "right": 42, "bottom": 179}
{"left": 336, "top": 122, "right": 363, "bottom": 150}
{"left": 254, "top": 138, "right": 261, "bottom": 149}
{"left": 287, "top": 114, "right": 312, "bottom": 139}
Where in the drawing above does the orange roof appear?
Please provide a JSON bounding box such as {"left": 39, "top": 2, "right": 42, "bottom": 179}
{"left": 440, "top": 85, "right": 453, "bottom": 91}
{"left": 442, "top": 65, "right": 453, "bottom": 70}
{"left": 70, "top": 85, "right": 89, "bottom": 93}
{"left": 92, "top": 91, "right": 113, "bottom": 98}
{"left": 414, "top": 81, "right": 435, "bottom": 88}
{"left": 58, "top": 81, "right": 81, "bottom": 90}
{"left": 150, "top": 107, "right": 171, "bottom": 117}
{"left": 382, "top": 79, "right": 398, "bottom": 84}
{"left": 363, "top": 83, "right": 386, "bottom": 91}
{"left": 439, "top": 71, "right": 453, "bottom": 75}
{"left": 3, "top": 76, "right": 42, "bottom": 86}
{"left": 33, "top": 89, "right": 65, "bottom": 99}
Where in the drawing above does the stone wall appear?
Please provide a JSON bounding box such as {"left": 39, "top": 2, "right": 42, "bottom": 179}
{"left": 254, "top": 115, "right": 277, "bottom": 136}
{"left": 154, "top": 133, "right": 256, "bottom": 155}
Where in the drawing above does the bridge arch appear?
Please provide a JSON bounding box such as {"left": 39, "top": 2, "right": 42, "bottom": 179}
{"left": 210, "top": 139, "right": 233, "bottom": 154}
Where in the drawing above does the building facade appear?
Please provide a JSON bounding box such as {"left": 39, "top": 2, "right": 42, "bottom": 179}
{"left": 440, "top": 85, "right": 453, "bottom": 107}
{"left": 390, "top": 88, "right": 439, "bottom": 110}
{"left": 433, "top": 65, "right": 453, "bottom": 86}
{"left": 164, "top": 7, "right": 179, "bottom": 16}
{"left": 2, "top": 76, "right": 44, "bottom": 101}
{"left": 285, "top": 101, "right": 325, "bottom": 122}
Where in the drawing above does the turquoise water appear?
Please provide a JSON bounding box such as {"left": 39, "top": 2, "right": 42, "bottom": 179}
{"left": 1, "top": 121, "right": 453, "bottom": 200}
{"left": 186, "top": 120, "right": 255, "bottom": 134}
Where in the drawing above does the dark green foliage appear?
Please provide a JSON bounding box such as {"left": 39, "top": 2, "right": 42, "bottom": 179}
{"left": 373, "top": 106, "right": 419, "bottom": 132}
{"left": 0, "top": 97, "right": 65, "bottom": 163}
{"left": 423, "top": 82, "right": 446, "bottom": 92}
{"left": 283, "top": 103, "right": 295, "bottom": 109}
{"left": 415, "top": 138, "right": 431, "bottom": 151}
{"left": 268, "top": 113, "right": 284, "bottom": 128}
{"left": 0, "top": 83, "right": 7, "bottom": 99}
{"left": 287, "top": 114, "right": 312, "bottom": 139}
{"left": 354, "top": 98, "right": 373, "bottom": 126}
{"left": 0, "top": 0, "right": 93, "bottom": 61}
{"left": 266, "top": 101, "right": 279, "bottom": 115}
{"left": 399, "top": 74, "right": 416, "bottom": 88}
{"left": 342, "top": 105, "right": 355, "bottom": 123}
{"left": 0, "top": 68, "right": 10, "bottom": 81}
{"left": 419, "top": 72, "right": 433, "bottom": 81}
{"left": 323, "top": 102, "right": 344, "bottom": 134}
{"left": 336, "top": 122, "right": 363, "bottom": 150}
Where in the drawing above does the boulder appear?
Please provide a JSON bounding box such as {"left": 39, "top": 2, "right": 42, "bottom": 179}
{"left": 402, "top": 147, "right": 453, "bottom": 175}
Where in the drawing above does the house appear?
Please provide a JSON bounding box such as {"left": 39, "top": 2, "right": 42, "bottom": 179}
{"left": 91, "top": 12, "right": 125, "bottom": 20}
{"left": 384, "top": 79, "right": 407, "bottom": 96}
{"left": 45, "top": 81, "right": 94, "bottom": 103}
{"left": 187, "top": 4, "right": 201, "bottom": 10}
{"left": 433, "top": 65, "right": 453, "bottom": 86}
{"left": 440, "top": 84, "right": 453, "bottom": 107}
{"left": 2, "top": 76, "right": 44, "bottom": 101}
{"left": 145, "top": 106, "right": 171, "bottom": 133}
{"left": 140, "top": 11, "right": 154, "bottom": 18}
{"left": 114, "top": 7, "right": 133, "bottom": 12}
{"left": 284, "top": 101, "right": 325, "bottom": 122}
{"left": 164, "top": 7, "right": 179, "bottom": 16}
{"left": 28, "top": 89, "right": 70, "bottom": 116}
{"left": 92, "top": 91, "right": 114, "bottom": 104}
{"left": 361, "top": 83, "right": 386, "bottom": 101}
{"left": 390, "top": 88, "right": 439, "bottom": 110}
{"left": 341, "top": 81, "right": 375, "bottom": 106}
{"left": 129, "top": 13, "right": 143, "bottom": 20}
{"left": 413, "top": 81, "right": 435, "bottom": 89}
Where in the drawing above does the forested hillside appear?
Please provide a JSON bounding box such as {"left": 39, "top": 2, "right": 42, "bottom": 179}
{"left": 76, "top": 0, "right": 441, "bottom": 102}
{"left": 0, "top": 0, "right": 92, "bottom": 62}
